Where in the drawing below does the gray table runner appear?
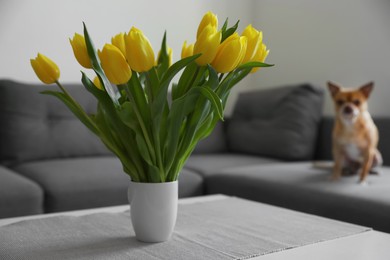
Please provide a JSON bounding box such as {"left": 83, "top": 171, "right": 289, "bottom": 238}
{"left": 0, "top": 197, "right": 370, "bottom": 260}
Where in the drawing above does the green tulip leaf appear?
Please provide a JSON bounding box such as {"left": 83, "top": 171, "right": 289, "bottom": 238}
{"left": 172, "top": 113, "right": 218, "bottom": 180}
{"left": 221, "top": 18, "right": 228, "bottom": 35}
{"left": 125, "top": 75, "right": 157, "bottom": 166}
{"left": 146, "top": 68, "right": 160, "bottom": 102}
{"left": 199, "top": 86, "right": 224, "bottom": 121}
{"left": 172, "top": 63, "right": 195, "bottom": 100}
{"left": 238, "top": 61, "right": 274, "bottom": 70}
{"left": 81, "top": 72, "right": 146, "bottom": 180}
{"left": 156, "top": 31, "right": 169, "bottom": 78}
{"left": 160, "top": 54, "right": 201, "bottom": 89}
{"left": 152, "top": 54, "right": 201, "bottom": 143}
{"left": 147, "top": 164, "right": 163, "bottom": 183}
{"left": 81, "top": 72, "right": 106, "bottom": 99}
{"left": 206, "top": 65, "right": 219, "bottom": 90}
{"left": 83, "top": 22, "right": 119, "bottom": 107}
{"left": 164, "top": 87, "right": 202, "bottom": 173}
{"left": 95, "top": 103, "right": 129, "bottom": 164}
{"left": 172, "top": 62, "right": 200, "bottom": 100}
{"left": 221, "top": 20, "right": 240, "bottom": 42}
{"left": 136, "top": 133, "right": 153, "bottom": 167}
{"left": 93, "top": 108, "right": 142, "bottom": 180}
{"left": 116, "top": 101, "right": 139, "bottom": 131}
{"left": 126, "top": 73, "right": 150, "bottom": 122}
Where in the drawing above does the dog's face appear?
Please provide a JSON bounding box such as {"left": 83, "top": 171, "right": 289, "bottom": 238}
{"left": 328, "top": 82, "right": 374, "bottom": 123}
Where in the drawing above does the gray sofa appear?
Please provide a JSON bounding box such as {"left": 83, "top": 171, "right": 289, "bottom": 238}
{"left": 1, "top": 79, "right": 389, "bottom": 233}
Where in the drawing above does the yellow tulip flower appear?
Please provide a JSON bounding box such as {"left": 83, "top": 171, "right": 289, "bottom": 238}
{"left": 93, "top": 76, "right": 104, "bottom": 90}
{"left": 98, "top": 44, "right": 132, "bottom": 85}
{"left": 251, "top": 43, "right": 270, "bottom": 73}
{"left": 181, "top": 41, "right": 194, "bottom": 59}
{"left": 125, "top": 27, "right": 155, "bottom": 72}
{"left": 111, "top": 32, "right": 126, "bottom": 57}
{"left": 197, "top": 11, "right": 218, "bottom": 39}
{"left": 30, "top": 53, "right": 60, "bottom": 84}
{"left": 69, "top": 33, "right": 92, "bottom": 69}
{"left": 211, "top": 33, "right": 247, "bottom": 73}
{"left": 193, "top": 24, "right": 221, "bottom": 66}
{"left": 241, "top": 24, "right": 263, "bottom": 64}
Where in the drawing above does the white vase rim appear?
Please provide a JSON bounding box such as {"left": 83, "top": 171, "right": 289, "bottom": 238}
{"left": 131, "top": 180, "right": 178, "bottom": 184}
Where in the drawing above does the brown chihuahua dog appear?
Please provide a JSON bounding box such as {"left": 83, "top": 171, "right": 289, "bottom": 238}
{"left": 328, "top": 81, "right": 382, "bottom": 184}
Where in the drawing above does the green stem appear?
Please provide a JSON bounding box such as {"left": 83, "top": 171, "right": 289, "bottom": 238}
{"left": 144, "top": 72, "right": 154, "bottom": 104}
{"left": 124, "top": 86, "right": 157, "bottom": 165}
{"left": 187, "top": 66, "right": 201, "bottom": 91}
{"left": 55, "top": 81, "right": 83, "bottom": 111}
{"left": 145, "top": 72, "right": 165, "bottom": 181}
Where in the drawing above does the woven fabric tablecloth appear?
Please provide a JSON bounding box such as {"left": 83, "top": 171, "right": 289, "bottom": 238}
{"left": 0, "top": 197, "right": 370, "bottom": 260}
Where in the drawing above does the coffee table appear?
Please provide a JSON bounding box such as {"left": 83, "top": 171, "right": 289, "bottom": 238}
{"left": 0, "top": 195, "right": 389, "bottom": 259}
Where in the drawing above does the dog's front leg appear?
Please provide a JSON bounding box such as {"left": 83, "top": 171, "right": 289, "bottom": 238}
{"left": 359, "top": 150, "right": 374, "bottom": 183}
{"left": 331, "top": 152, "right": 344, "bottom": 181}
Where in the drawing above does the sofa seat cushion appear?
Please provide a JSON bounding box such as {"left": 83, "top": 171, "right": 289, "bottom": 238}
{"left": 13, "top": 157, "right": 129, "bottom": 213}
{"left": 185, "top": 153, "right": 279, "bottom": 177}
{"left": 12, "top": 157, "right": 204, "bottom": 213}
{"left": 0, "top": 166, "right": 43, "bottom": 218}
{"left": 227, "top": 84, "right": 324, "bottom": 161}
{"left": 206, "top": 162, "right": 390, "bottom": 233}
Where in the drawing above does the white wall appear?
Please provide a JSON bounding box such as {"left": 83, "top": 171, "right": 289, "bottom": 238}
{"left": 251, "top": 0, "right": 390, "bottom": 116}
{"left": 0, "top": 0, "right": 228, "bottom": 82}
{"left": 1, "top": 0, "right": 389, "bottom": 116}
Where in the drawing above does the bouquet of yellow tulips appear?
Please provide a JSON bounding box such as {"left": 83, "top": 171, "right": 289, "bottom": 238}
{"left": 30, "top": 11, "right": 272, "bottom": 183}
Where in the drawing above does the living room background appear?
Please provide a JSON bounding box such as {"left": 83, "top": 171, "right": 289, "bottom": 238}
{"left": 0, "top": 0, "right": 389, "bottom": 116}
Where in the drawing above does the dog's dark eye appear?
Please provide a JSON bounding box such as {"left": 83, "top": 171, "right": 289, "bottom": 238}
{"left": 353, "top": 100, "right": 361, "bottom": 106}
{"left": 336, "top": 100, "right": 344, "bottom": 106}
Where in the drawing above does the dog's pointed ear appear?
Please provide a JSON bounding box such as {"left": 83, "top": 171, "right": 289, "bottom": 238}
{"left": 327, "top": 81, "right": 341, "bottom": 97}
{"left": 359, "top": 82, "right": 374, "bottom": 98}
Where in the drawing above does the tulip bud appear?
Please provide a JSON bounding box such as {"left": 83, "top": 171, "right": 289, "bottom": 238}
{"left": 98, "top": 44, "right": 132, "bottom": 85}
{"left": 93, "top": 76, "right": 104, "bottom": 90}
{"left": 111, "top": 32, "right": 126, "bottom": 57}
{"left": 181, "top": 41, "right": 194, "bottom": 59}
{"left": 30, "top": 53, "right": 60, "bottom": 84}
{"left": 193, "top": 24, "right": 221, "bottom": 66}
{"left": 211, "top": 33, "right": 247, "bottom": 73}
{"left": 69, "top": 33, "right": 92, "bottom": 69}
{"left": 241, "top": 24, "right": 263, "bottom": 64}
{"left": 197, "top": 11, "right": 218, "bottom": 39}
{"left": 125, "top": 27, "right": 155, "bottom": 72}
{"left": 250, "top": 43, "right": 270, "bottom": 73}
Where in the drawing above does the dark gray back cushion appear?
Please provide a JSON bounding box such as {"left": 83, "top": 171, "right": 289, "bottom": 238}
{"left": 192, "top": 121, "right": 228, "bottom": 154}
{"left": 373, "top": 118, "right": 390, "bottom": 166}
{"left": 314, "top": 117, "right": 333, "bottom": 161}
{"left": 227, "top": 84, "right": 324, "bottom": 160}
{"left": 0, "top": 79, "right": 110, "bottom": 166}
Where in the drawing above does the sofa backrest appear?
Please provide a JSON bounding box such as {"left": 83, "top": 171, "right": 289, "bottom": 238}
{"left": 315, "top": 116, "right": 390, "bottom": 166}
{"left": 226, "top": 83, "right": 324, "bottom": 161}
{"left": 192, "top": 121, "right": 228, "bottom": 154}
{"left": 313, "top": 117, "right": 333, "bottom": 161}
{"left": 0, "top": 80, "right": 110, "bottom": 166}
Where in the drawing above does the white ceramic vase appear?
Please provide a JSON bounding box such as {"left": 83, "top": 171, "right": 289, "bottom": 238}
{"left": 128, "top": 181, "right": 178, "bottom": 243}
